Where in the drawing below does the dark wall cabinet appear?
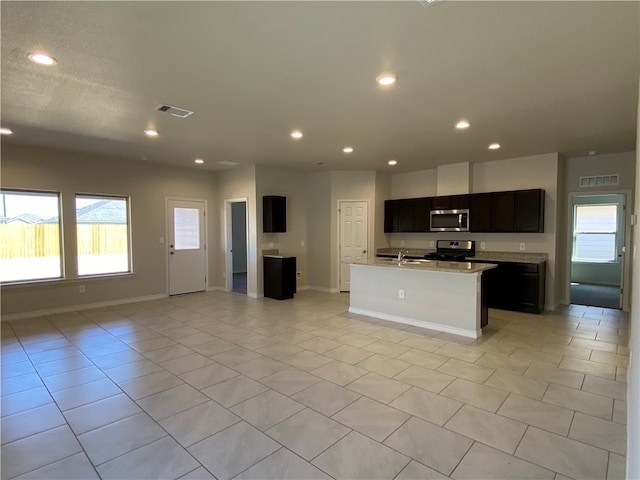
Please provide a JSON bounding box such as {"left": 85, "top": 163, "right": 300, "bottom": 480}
{"left": 483, "top": 261, "right": 546, "bottom": 314}
{"left": 384, "top": 189, "right": 544, "bottom": 233}
{"left": 264, "top": 256, "right": 296, "bottom": 300}
{"left": 263, "top": 196, "right": 286, "bottom": 233}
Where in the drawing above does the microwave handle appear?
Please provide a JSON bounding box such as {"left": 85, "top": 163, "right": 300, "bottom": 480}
{"left": 459, "top": 214, "right": 463, "bottom": 224}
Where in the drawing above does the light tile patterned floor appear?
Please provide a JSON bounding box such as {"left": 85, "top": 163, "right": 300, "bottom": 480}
{"left": 1, "top": 290, "right": 629, "bottom": 479}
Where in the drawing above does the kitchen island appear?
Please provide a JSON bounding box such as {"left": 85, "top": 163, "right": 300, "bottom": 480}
{"left": 349, "top": 259, "right": 497, "bottom": 339}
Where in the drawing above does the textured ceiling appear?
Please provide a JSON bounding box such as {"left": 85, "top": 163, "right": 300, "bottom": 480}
{"left": 1, "top": 1, "right": 638, "bottom": 173}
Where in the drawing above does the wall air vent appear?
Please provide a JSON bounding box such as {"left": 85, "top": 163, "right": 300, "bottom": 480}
{"left": 154, "top": 104, "right": 194, "bottom": 118}
{"left": 579, "top": 174, "right": 619, "bottom": 188}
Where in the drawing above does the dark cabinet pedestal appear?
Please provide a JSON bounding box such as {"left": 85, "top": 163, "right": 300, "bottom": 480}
{"left": 264, "top": 256, "right": 296, "bottom": 300}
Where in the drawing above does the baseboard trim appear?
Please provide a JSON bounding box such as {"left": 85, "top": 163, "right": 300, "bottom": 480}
{"left": 307, "top": 286, "right": 340, "bottom": 293}
{"left": 348, "top": 306, "right": 481, "bottom": 339}
{"left": 2, "top": 294, "right": 168, "bottom": 322}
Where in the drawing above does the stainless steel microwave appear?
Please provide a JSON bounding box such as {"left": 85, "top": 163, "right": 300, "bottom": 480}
{"left": 430, "top": 209, "right": 470, "bottom": 232}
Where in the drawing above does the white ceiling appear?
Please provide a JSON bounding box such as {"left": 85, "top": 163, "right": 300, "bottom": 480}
{"left": 1, "top": 1, "right": 638, "bottom": 173}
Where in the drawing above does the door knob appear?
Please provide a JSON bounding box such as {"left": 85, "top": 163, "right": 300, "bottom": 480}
{"left": 363, "top": 250, "right": 366, "bottom": 254}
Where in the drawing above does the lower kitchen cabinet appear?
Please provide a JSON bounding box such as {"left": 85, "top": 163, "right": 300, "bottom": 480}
{"left": 264, "top": 256, "right": 296, "bottom": 300}
{"left": 483, "top": 261, "right": 546, "bottom": 314}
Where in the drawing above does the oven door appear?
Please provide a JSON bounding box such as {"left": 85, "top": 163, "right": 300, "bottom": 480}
{"left": 430, "top": 209, "right": 469, "bottom": 232}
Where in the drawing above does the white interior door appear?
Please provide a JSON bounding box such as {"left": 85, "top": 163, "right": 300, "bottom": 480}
{"left": 339, "top": 201, "right": 368, "bottom": 292}
{"left": 168, "top": 199, "right": 206, "bottom": 295}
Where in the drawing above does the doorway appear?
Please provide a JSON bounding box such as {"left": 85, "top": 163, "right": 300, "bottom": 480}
{"left": 167, "top": 199, "right": 207, "bottom": 296}
{"left": 226, "top": 199, "right": 248, "bottom": 294}
{"left": 338, "top": 200, "right": 369, "bottom": 292}
{"left": 569, "top": 193, "right": 625, "bottom": 309}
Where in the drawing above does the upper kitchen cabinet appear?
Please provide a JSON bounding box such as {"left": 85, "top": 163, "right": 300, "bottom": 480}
{"left": 414, "top": 197, "right": 431, "bottom": 232}
{"left": 263, "top": 195, "right": 286, "bottom": 232}
{"left": 490, "top": 191, "right": 515, "bottom": 232}
{"left": 397, "top": 199, "right": 416, "bottom": 232}
{"left": 384, "top": 200, "right": 399, "bottom": 232}
{"left": 515, "top": 189, "right": 545, "bottom": 232}
{"left": 469, "top": 193, "right": 491, "bottom": 232}
{"left": 384, "top": 198, "right": 417, "bottom": 232}
{"left": 449, "top": 195, "right": 469, "bottom": 209}
{"left": 430, "top": 196, "right": 449, "bottom": 210}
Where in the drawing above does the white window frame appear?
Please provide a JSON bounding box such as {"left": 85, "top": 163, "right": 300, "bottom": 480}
{"left": 572, "top": 203, "right": 618, "bottom": 263}
{"left": 0, "top": 188, "right": 64, "bottom": 284}
{"left": 75, "top": 193, "right": 133, "bottom": 277}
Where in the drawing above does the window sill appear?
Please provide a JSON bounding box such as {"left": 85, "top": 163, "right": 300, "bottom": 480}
{"left": 1, "top": 272, "right": 136, "bottom": 289}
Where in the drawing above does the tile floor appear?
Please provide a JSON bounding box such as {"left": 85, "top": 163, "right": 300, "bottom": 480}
{"left": 0, "top": 290, "right": 629, "bottom": 480}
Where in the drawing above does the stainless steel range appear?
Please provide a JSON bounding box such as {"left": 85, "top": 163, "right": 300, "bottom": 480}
{"left": 424, "top": 240, "right": 475, "bottom": 261}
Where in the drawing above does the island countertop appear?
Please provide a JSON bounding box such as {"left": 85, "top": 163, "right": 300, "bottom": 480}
{"left": 367, "top": 258, "right": 497, "bottom": 274}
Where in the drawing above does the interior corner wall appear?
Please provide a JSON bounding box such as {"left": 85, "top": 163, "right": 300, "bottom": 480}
{"left": 626, "top": 79, "right": 640, "bottom": 480}
{"left": 306, "top": 172, "right": 332, "bottom": 290}
{"left": 391, "top": 169, "right": 437, "bottom": 199}
{"left": 214, "top": 166, "right": 257, "bottom": 297}
{"left": 1, "top": 144, "right": 218, "bottom": 317}
{"left": 255, "top": 165, "right": 309, "bottom": 294}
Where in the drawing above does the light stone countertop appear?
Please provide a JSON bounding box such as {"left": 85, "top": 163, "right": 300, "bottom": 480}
{"left": 467, "top": 252, "right": 548, "bottom": 264}
{"left": 362, "top": 258, "right": 498, "bottom": 274}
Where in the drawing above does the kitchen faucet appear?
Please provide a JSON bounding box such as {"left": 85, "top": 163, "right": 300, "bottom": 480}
{"left": 397, "top": 250, "right": 404, "bottom": 265}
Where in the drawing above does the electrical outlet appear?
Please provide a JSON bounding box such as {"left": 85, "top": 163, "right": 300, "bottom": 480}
{"left": 429, "top": 241, "right": 435, "bottom": 248}
{"left": 79, "top": 285, "right": 85, "bottom": 294}
{"left": 400, "top": 240, "right": 405, "bottom": 247}
{"left": 296, "top": 271, "right": 302, "bottom": 279}
{"left": 301, "top": 240, "right": 305, "bottom": 247}
{"left": 159, "top": 236, "right": 164, "bottom": 244}
{"left": 520, "top": 243, "right": 526, "bottom": 251}
{"left": 480, "top": 242, "right": 486, "bottom": 250}
{"left": 398, "top": 289, "right": 405, "bottom": 299}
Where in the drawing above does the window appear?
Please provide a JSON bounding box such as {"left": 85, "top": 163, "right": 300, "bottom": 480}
{"left": 0, "top": 190, "right": 62, "bottom": 282}
{"left": 573, "top": 204, "right": 617, "bottom": 262}
{"left": 76, "top": 195, "right": 131, "bottom": 276}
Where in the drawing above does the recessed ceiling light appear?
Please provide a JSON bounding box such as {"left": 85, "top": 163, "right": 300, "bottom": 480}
{"left": 488, "top": 143, "right": 501, "bottom": 150}
{"left": 290, "top": 130, "right": 303, "bottom": 139}
{"left": 343, "top": 147, "right": 354, "bottom": 154}
{"left": 144, "top": 129, "right": 159, "bottom": 137}
{"left": 376, "top": 73, "right": 397, "bottom": 86}
{"left": 0, "top": 128, "right": 13, "bottom": 135}
{"left": 28, "top": 52, "right": 57, "bottom": 66}
{"left": 588, "top": 150, "right": 597, "bottom": 156}
{"left": 455, "top": 120, "right": 470, "bottom": 129}
{"left": 388, "top": 159, "right": 398, "bottom": 166}
{"left": 194, "top": 158, "right": 204, "bottom": 164}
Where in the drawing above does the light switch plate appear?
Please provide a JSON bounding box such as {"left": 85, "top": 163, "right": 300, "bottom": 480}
{"left": 480, "top": 242, "right": 486, "bottom": 250}
{"left": 520, "top": 243, "right": 526, "bottom": 251}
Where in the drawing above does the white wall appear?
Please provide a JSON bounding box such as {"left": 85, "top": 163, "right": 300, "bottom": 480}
{"left": 305, "top": 172, "right": 332, "bottom": 290}
{"left": 1, "top": 144, "right": 218, "bottom": 317}
{"left": 391, "top": 169, "right": 437, "bottom": 199}
{"left": 627, "top": 84, "right": 640, "bottom": 480}
{"left": 214, "top": 166, "right": 257, "bottom": 297}
{"left": 255, "top": 165, "right": 309, "bottom": 293}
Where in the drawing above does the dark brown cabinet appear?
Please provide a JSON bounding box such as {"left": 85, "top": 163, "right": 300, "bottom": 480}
{"left": 490, "top": 191, "right": 515, "bottom": 232}
{"left": 384, "top": 200, "right": 399, "bottom": 232}
{"left": 264, "top": 256, "right": 296, "bottom": 300}
{"left": 263, "top": 196, "right": 286, "bottom": 233}
{"left": 431, "top": 196, "right": 450, "bottom": 210}
{"left": 515, "top": 189, "right": 545, "bottom": 232}
{"left": 398, "top": 199, "right": 415, "bottom": 232}
{"left": 449, "top": 194, "right": 469, "bottom": 209}
{"left": 414, "top": 197, "right": 431, "bottom": 232}
{"left": 469, "top": 193, "right": 491, "bottom": 232}
{"left": 384, "top": 199, "right": 415, "bottom": 232}
{"left": 383, "top": 189, "right": 544, "bottom": 234}
{"left": 483, "top": 261, "right": 546, "bottom": 314}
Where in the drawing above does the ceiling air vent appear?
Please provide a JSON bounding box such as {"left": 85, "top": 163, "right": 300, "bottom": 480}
{"left": 579, "top": 174, "right": 619, "bottom": 188}
{"left": 218, "top": 161, "right": 239, "bottom": 167}
{"left": 154, "top": 104, "right": 194, "bottom": 118}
